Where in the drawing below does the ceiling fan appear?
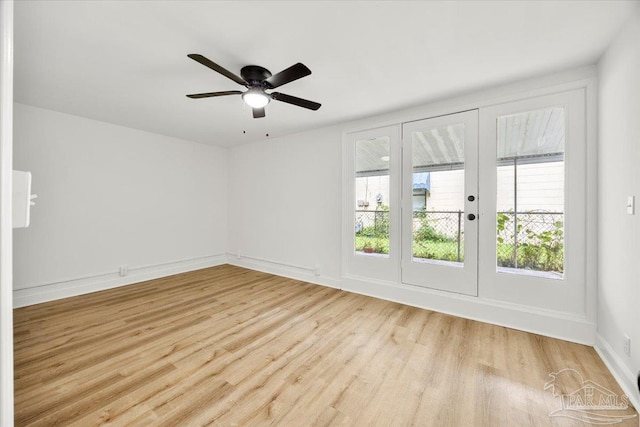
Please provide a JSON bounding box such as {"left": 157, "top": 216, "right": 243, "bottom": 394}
{"left": 186, "top": 54, "right": 321, "bottom": 119}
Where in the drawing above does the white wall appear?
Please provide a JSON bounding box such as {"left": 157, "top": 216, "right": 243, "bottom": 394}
{"left": 597, "top": 6, "right": 640, "bottom": 401}
{"left": 227, "top": 126, "right": 342, "bottom": 286}
{"left": 12, "top": 103, "right": 228, "bottom": 305}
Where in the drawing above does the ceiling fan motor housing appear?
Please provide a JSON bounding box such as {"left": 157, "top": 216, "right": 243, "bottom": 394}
{"left": 241, "top": 65, "right": 272, "bottom": 86}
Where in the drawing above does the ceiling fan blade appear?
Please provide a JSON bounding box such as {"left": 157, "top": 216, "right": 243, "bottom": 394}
{"left": 271, "top": 92, "right": 321, "bottom": 110}
{"left": 253, "top": 107, "right": 266, "bottom": 118}
{"left": 187, "top": 54, "right": 247, "bottom": 86}
{"left": 265, "top": 63, "right": 311, "bottom": 89}
{"left": 186, "top": 90, "right": 243, "bottom": 99}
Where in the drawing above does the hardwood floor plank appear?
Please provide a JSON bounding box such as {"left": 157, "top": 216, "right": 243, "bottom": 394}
{"left": 14, "top": 265, "right": 638, "bottom": 426}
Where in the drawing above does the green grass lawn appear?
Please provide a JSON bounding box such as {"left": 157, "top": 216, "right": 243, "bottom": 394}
{"left": 355, "top": 236, "right": 463, "bottom": 261}
{"left": 355, "top": 236, "right": 563, "bottom": 272}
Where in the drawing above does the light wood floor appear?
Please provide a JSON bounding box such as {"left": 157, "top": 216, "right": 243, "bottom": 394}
{"left": 14, "top": 265, "right": 638, "bottom": 426}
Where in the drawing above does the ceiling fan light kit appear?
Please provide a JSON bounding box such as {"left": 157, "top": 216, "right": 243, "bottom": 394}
{"left": 186, "top": 54, "right": 321, "bottom": 119}
{"left": 242, "top": 88, "right": 270, "bottom": 109}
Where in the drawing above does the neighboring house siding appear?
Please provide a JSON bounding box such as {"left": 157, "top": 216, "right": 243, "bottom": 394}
{"left": 355, "top": 175, "right": 391, "bottom": 209}
{"left": 497, "top": 162, "right": 564, "bottom": 212}
{"left": 426, "top": 170, "right": 464, "bottom": 211}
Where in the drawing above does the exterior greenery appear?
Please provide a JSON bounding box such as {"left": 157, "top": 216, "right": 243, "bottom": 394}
{"left": 355, "top": 210, "right": 564, "bottom": 274}
{"left": 496, "top": 212, "right": 564, "bottom": 273}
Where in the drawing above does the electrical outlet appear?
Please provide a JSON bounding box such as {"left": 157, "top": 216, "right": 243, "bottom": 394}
{"left": 623, "top": 334, "right": 631, "bottom": 357}
{"left": 119, "top": 265, "right": 128, "bottom": 277}
{"left": 314, "top": 264, "right": 321, "bottom": 276}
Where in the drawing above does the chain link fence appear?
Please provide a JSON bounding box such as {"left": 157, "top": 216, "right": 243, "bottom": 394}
{"left": 355, "top": 210, "right": 390, "bottom": 254}
{"left": 355, "top": 210, "right": 389, "bottom": 237}
{"left": 412, "top": 210, "right": 464, "bottom": 262}
{"left": 355, "top": 209, "right": 564, "bottom": 274}
{"left": 496, "top": 211, "right": 564, "bottom": 273}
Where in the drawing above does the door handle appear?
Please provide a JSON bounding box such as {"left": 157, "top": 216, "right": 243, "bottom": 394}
{"left": 467, "top": 213, "right": 476, "bottom": 221}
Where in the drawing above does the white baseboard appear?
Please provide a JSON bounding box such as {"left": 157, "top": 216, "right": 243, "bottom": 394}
{"left": 13, "top": 254, "right": 227, "bottom": 308}
{"left": 227, "top": 254, "right": 341, "bottom": 290}
{"left": 342, "top": 274, "right": 596, "bottom": 345}
{"left": 595, "top": 334, "right": 640, "bottom": 411}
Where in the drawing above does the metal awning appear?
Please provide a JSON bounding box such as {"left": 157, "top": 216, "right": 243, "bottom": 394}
{"left": 412, "top": 172, "right": 430, "bottom": 191}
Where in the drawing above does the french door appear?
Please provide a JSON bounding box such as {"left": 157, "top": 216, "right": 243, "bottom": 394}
{"left": 401, "top": 110, "right": 479, "bottom": 296}
{"left": 345, "top": 89, "right": 585, "bottom": 313}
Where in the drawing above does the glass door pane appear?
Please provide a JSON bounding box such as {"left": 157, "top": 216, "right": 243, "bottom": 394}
{"left": 411, "top": 123, "right": 465, "bottom": 265}
{"left": 355, "top": 137, "right": 390, "bottom": 257}
{"left": 495, "top": 107, "right": 565, "bottom": 279}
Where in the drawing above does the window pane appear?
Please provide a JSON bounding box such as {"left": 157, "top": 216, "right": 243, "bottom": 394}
{"left": 411, "top": 123, "right": 465, "bottom": 266}
{"left": 496, "top": 107, "right": 565, "bottom": 278}
{"left": 355, "top": 137, "right": 390, "bottom": 257}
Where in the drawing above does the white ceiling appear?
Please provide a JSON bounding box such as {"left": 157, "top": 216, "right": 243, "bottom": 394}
{"left": 14, "top": 1, "right": 639, "bottom": 147}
